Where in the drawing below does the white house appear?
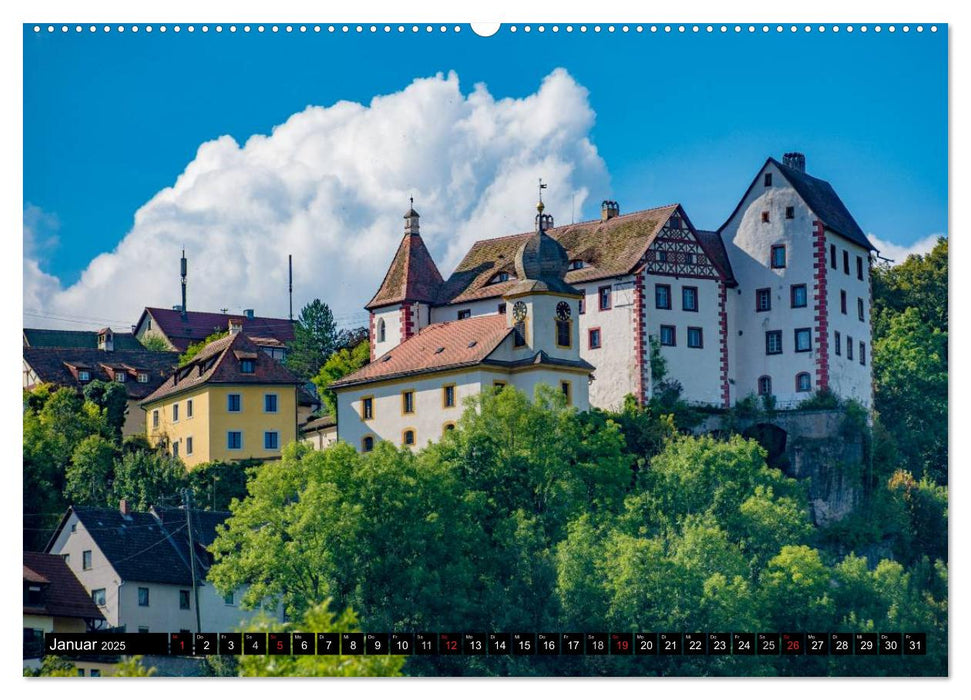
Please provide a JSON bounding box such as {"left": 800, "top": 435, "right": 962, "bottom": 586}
{"left": 334, "top": 201, "right": 594, "bottom": 451}
{"left": 46, "top": 503, "right": 280, "bottom": 634}
{"left": 344, "top": 152, "right": 873, "bottom": 451}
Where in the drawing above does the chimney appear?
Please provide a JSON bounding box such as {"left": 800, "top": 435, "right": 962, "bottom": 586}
{"left": 601, "top": 200, "right": 620, "bottom": 221}
{"left": 243, "top": 309, "right": 255, "bottom": 319}
{"left": 119, "top": 499, "right": 130, "bottom": 516}
{"left": 228, "top": 318, "right": 243, "bottom": 335}
{"left": 783, "top": 152, "right": 806, "bottom": 173}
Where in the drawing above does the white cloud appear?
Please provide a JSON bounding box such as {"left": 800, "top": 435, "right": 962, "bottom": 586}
{"left": 24, "top": 68, "right": 609, "bottom": 330}
{"left": 867, "top": 233, "right": 944, "bottom": 265}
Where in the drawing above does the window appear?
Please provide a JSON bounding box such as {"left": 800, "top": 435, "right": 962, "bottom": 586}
{"left": 90, "top": 670, "right": 101, "bottom": 677}
{"left": 685, "top": 253, "right": 695, "bottom": 265}
{"left": 498, "top": 302, "right": 506, "bottom": 315}
{"left": 766, "top": 330, "right": 783, "bottom": 355}
{"left": 457, "top": 309, "right": 471, "bottom": 320}
{"left": 785, "top": 206, "right": 795, "bottom": 219}
{"left": 687, "top": 327, "right": 703, "bottom": 349}
{"left": 578, "top": 295, "right": 585, "bottom": 315}
{"left": 840, "top": 290, "right": 848, "bottom": 314}
{"left": 443, "top": 422, "right": 456, "bottom": 434}
{"left": 556, "top": 320, "right": 572, "bottom": 348}
{"left": 858, "top": 298, "right": 865, "bottom": 321}
{"left": 172, "top": 403, "right": 179, "bottom": 422}
{"left": 860, "top": 342, "right": 866, "bottom": 366}
{"left": 172, "top": 440, "right": 180, "bottom": 458}
{"left": 179, "top": 590, "right": 191, "bottom": 610}
{"left": 847, "top": 336, "right": 854, "bottom": 361}
{"left": 152, "top": 410, "right": 159, "bottom": 429}
{"left": 758, "top": 376, "right": 773, "bottom": 396}
{"left": 82, "top": 550, "right": 92, "bottom": 570}
{"left": 402, "top": 429, "right": 416, "bottom": 446}
{"left": 91, "top": 588, "right": 106, "bottom": 606}
{"left": 443, "top": 385, "right": 456, "bottom": 408}
{"left": 402, "top": 391, "right": 415, "bottom": 414}
{"left": 794, "top": 328, "right": 812, "bottom": 352}
{"left": 227, "top": 431, "right": 243, "bottom": 450}
{"left": 264, "top": 431, "right": 280, "bottom": 450}
{"left": 240, "top": 359, "right": 255, "bottom": 373}
{"left": 227, "top": 393, "right": 242, "bottom": 412}
{"left": 764, "top": 173, "right": 772, "bottom": 187}
{"left": 361, "top": 396, "right": 373, "bottom": 420}
{"left": 843, "top": 250, "right": 850, "bottom": 275}
{"left": 490, "top": 271, "right": 510, "bottom": 284}
{"left": 377, "top": 319, "right": 386, "bottom": 343}
{"left": 569, "top": 260, "right": 585, "bottom": 270}
{"left": 224, "top": 592, "right": 235, "bottom": 606}
{"left": 116, "top": 371, "right": 127, "bottom": 383}
{"left": 513, "top": 322, "right": 527, "bottom": 347}
{"left": 138, "top": 587, "right": 150, "bottom": 607}
{"left": 655, "top": 284, "right": 671, "bottom": 310}
{"left": 560, "top": 381, "right": 572, "bottom": 406}
{"left": 186, "top": 399, "right": 193, "bottom": 418}
{"left": 138, "top": 627, "right": 150, "bottom": 633}
{"left": 835, "top": 331, "right": 842, "bottom": 356}
{"left": 682, "top": 286, "right": 698, "bottom": 312}
{"left": 138, "top": 372, "right": 149, "bottom": 383}
{"left": 658, "top": 250, "right": 668, "bottom": 263}
{"left": 761, "top": 211, "right": 770, "bottom": 223}
{"left": 588, "top": 328, "right": 602, "bottom": 349}
{"left": 659, "top": 325, "right": 676, "bottom": 347}
{"left": 857, "top": 256, "right": 864, "bottom": 280}
{"left": 598, "top": 286, "right": 612, "bottom": 311}
{"left": 493, "top": 381, "right": 507, "bottom": 393}
{"left": 362, "top": 436, "right": 374, "bottom": 453}
{"left": 830, "top": 244, "right": 837, "bottom": 269}
{"left": 264, "top": 393, "right": 278, "bottom": 413}
{"left": 756, "top": 288, "right": 771, "bottom": 312}
{"left": 791, "top": 284, "right": 808, "bottom": 308}
{"left": 186, "top": 437, "right": 193, "bottom": 456}
{"left": 78, "top": 370, "right": 90, "bottom": 382}
{"left": 771, "top": 245, "right": 787, "bottom": 268}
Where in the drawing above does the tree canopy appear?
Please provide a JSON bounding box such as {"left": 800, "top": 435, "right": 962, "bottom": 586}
{"left": 286, "top": 299, "right": 340, "bottom": 381}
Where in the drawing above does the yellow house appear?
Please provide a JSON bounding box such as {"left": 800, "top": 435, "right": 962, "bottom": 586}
{"left": 140, "top": 330, "right": 303, "bottom": 467}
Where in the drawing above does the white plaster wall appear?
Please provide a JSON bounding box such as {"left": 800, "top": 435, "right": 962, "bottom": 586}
{"left": 574, "top": 279, "right": 638, "bottom": 410}
{"left": 646, "top": 277, "right": 725, "bottom": 406}
{"left": 502, "top": 367, "right": 590, "bottom": 410}
{"left": 825, "top": 232, "right": 873, "bottom": 407}
{"left": 370, "top": 305, "right": 403, "bottom": 359}
{"left": 49, "top": 512, "right": 123, "bottom": 628}
{"left": 430, "top": 297, "right": 506, "bottom": 323}
{"left": 723, "top": 161, "right": 820, "bottom": 406}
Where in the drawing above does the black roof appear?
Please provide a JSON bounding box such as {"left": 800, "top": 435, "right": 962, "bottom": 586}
{"left": 48, "top": 506, "right": 230, "bottom": 587}
{"left": 769, "top": 157, "right": 875, "bottom": 251}
{"left": 23, "top": 328, "right": 146, "bottom": 351}
{"left": 23, "top": 347, "right": 179, "bottom": 401}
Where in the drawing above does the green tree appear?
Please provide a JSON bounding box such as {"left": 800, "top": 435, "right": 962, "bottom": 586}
{"left": 64, "top": 435, "right": 118, "bottom": 506}
{"left": 186, "top": 459, "right": 257, "bottom": 511}
{"left": 871, "top": 237, "right": 947, "bottom": 339}
{"left": 23, "top": 656, "right": 77, "bottom": 677}
{"left": 311, "top": 339, "right": 370, "bottom": 416}
{"left": 112, "top": 656, "right": 156, "bottom": 676}
{"left": 179, "top": 330, "right": 229, "bottom": 366}
{"left": 111, "top": 449, "right": 187, "bottom": 509}
{"left": 83, "top": 380, "right": 129, "bottom": 441}
{"left": 286, "top": 299, "right": 339, "bottom": 381}
{"left": 140, "top": 333, "right": 171, "bottom": 351}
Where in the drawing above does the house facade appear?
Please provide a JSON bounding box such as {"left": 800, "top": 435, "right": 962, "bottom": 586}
{"left": 346, "top": 152, "right": 873, "bottom": 453}
{"left": 140, "top": 328, "right": 305, "bottom": 467}
{"left": 46, "top": 504, "right": 279, "bottom": 634}
{"left": 334, "top": 202, "right": 594, "bottom": 451}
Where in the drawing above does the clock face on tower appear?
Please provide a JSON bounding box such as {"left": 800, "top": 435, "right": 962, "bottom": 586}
{"left": 556, "top": 301, "right": 572, "bottom": 321}
{"left": 512, "top": 301, "right": 528, "bottom": 322}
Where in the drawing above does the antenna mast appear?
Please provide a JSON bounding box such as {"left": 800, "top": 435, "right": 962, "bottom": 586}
{"left": 288, "top": 254, "right": 293, "bottom": 321}
{"left": 180, "top": 249, "right": 188, "bottom": 317}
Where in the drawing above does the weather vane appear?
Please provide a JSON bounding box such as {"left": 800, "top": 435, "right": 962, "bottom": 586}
{"left": 538, "top": 178, "right": 547, "bottom": 204}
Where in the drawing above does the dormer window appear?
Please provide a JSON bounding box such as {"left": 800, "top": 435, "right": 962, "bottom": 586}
{"left": 115, "top": 371, "right": 127, "bottom": 383}
{"left": 240, "top": 359, "right": 255, "bottom": 373}
{"left": 569, "top": 260, "right": 585, "bottom": 270}
{"left": 78, "top": 370, "right": 91, "bottom": 382}
{"left": 489, "top": 271, "right": 511, "bottom": 284}
{"left": 137, "top": 372, "right": 149, "bottom": 383}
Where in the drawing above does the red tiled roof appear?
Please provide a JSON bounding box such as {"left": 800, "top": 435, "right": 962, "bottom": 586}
{"left": 366, "top": 232, "right": 445, "bottom": 310}
{"left": 332, "top": 315, "right": 512, "bottom": 388}
{"left": 23, "top": 552, "right": 105, "bottom": 622}
{"left": 439, "top": 204, "right": 681, "bottom": 305}
{"left": 140, "top": 308, "right": 295, "bottom": 352}
{"left": 141, "top": 332, "right": 302, "bottom": 405}
{"left": 23, "top": 347, "right": 180, "bottom": 400}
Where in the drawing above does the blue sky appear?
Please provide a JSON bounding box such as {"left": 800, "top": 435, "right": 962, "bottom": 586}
{"left": 23, "top": 24, "right": 947, "bottom": 327}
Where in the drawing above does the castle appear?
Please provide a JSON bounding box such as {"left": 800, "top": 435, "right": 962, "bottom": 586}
{"left": 333, "top": 153, "right": 874, "bottom": 452}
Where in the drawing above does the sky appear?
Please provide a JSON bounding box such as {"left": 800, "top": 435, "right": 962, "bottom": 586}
{"left": 23, "top": 23, "right": 948, "bottom": 331}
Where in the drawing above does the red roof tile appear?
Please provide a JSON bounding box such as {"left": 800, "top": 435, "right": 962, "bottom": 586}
{"left": 23, "top": 552, "right": 105, "bottom": 622}
{"left": 140, "top": 308, "right": 295, "bottom": 352}
{"left": 141, "top": 332, "right": 302, "bottom": 405}
{"left": 332, "top": 315, "right": 512, "bottom": 388}
{"left": 366, "top": 232, "right": 445, "bottom": 310}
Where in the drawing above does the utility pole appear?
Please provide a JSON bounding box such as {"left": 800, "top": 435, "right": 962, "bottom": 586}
{"left": 182, "top": 489, "right": 202, "bottom": 634}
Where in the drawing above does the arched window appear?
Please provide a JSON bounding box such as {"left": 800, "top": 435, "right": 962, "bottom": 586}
{"left": 758, "top": 375, "right": 773, "bottom": 396}
{"left": 402, "top": 429, "right": 416, "bottom": 446}
{"left": 443, "top": 422, "right": 456, "bottom": 435}
{"left": 361, "top": 435, "right": 374, "bottom": 453}
{"left": 377, "top": 319, "right": 386, "bottom": 343}
{"left": 795, "top": 372, "right": 812, "bottom": 393}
